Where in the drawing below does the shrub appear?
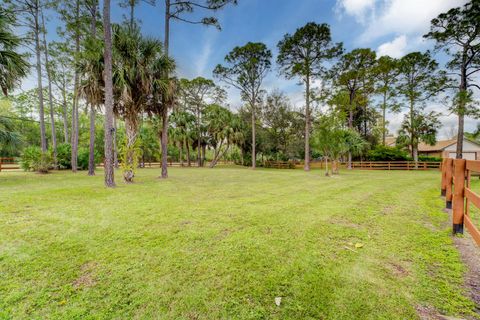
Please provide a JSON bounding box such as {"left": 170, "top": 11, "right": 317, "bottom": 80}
{"left": 77, "top": 147, "right": 101, "bottom": 170}
{"left": 418, "top": 155, "right": 442, "bottom": 162}
{"left": 20, "top": 146, "right": 52, "bottom": 173}
{"left": 56, "top": 143, "right": 72, "bottom": 169}
{"left": 367, "top": 145, "right": 410, "bottom": 161}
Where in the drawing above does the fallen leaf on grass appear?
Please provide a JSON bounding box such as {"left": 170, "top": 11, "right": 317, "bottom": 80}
{"left": 355, "top": 243, "right": 364, "bottom": 248}
{"left": 275, "top": 297, "right": 282, "bottom": 306}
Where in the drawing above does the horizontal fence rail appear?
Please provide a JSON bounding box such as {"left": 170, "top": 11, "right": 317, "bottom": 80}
{"left": 442, "top": 158, "right": 480, "bottom": 246}
{"left": 98, "top": 161, "right": 235, "bottom": 168}
{"left": 0, "top": 158, "right": 20, "bottom": 171}
{"left": 270, "top": 160, "right": 441, "bottom": 170}
{"left": 350, "top": 161, "right": 440, "bottom": 170}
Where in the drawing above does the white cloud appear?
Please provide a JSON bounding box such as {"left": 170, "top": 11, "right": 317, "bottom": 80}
{"left": 359, "top": 0, "right": 467, "bottom": 43}
{"left": 336, "top": 0, "right": 376, "bottom": 24}
{"left": 377, "top": 35, "right": 407, "bottom": 58}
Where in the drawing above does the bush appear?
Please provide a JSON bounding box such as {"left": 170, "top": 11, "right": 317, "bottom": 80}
{"left": 56, "top": 143, "right": 72, "bottom": 169}
{"left": 367, "top": 145, "right": 410, "bottom": 161}
{"left": 78, "top": 147, "right": 101, "bottom": 170}
{"left": 418, "top": 155, "right": 442, "bottom": 162}
{"left": 20, "top": 146, "right": 52, "bottom": 173}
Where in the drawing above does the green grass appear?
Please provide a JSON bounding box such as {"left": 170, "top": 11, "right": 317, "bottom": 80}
{"left": 0, "top": 167, "right": 477, "bottom": 319}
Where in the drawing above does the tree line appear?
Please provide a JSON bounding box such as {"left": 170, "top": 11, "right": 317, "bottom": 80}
{"left": 0, "top": 0, "right": 478, "bottom": 183}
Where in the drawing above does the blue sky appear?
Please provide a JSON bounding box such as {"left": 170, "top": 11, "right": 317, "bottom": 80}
{"left": 34, "top": 0, "right": 476, "bottom": 137}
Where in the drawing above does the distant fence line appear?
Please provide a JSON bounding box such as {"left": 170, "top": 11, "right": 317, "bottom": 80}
{"left": 262, "top": 160, "right": 441, "bottom": 170}
{"left": 441, "top": 158, "right": 480, "bottom": 246}
{"left": 1, "top": 157, "right": 442, "bottom": 172}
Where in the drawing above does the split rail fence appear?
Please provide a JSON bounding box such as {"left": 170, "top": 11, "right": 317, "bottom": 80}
{"left": 441, "top": 158, "right": 480, "bottom": 246}
{"left": 263, "top": 160, "right": 441, "bottom": 170}
{"left": 0, "top": 158, "right": 20, "bottom": 172}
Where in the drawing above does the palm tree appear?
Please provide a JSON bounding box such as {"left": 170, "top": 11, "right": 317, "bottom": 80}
{"left": 170, "top": 110, "right": 195, "bottom": 166}
{"left": 204, "top": 104, "right": 237, "bottom": 168}
{"left": 0, "top": 8, "right": 29, "bottom": 97}
{"left": 112, "top": 24, "right": 164, "bottom": 182}
{"left": 146, "top": 52, "right": 176, "bottom": 177}
{"left": 0, "top": 116, "right": 22, "bottom": 152}
{"left": 78, "top": 37, "right": 104, "bottom": 176}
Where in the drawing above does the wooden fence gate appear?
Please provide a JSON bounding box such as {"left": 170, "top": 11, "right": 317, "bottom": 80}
{"left": 441, "top": 158, "right": 480, "bottom": 246}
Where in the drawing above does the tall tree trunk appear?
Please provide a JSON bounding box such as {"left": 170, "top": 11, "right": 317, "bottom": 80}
{"left": 409, "top": 98, "right": 419, "bottom": 169}
{"left": 202, "top": 143, "right": 206, "bottom": 166}
{"left": 324, "top": 156, "right": 329, "bottom": 176}
{"left": 41, "top": 9, "right": 57, "bottom": 165}
{"left": 347, "top": 90, "right": 355, "bottom": 170}
{"left": 113, "top": 116, "right": 119, "bottom": 168}
{"left": 197, "top": 106, "right": 202, "bottom": 167}
{"left": 251, "top": 101, "right": 256, "bottom": 169}
{"left": 62, "top": 83, "right": 69, "bottom": 143}
{"left": 456, "top": 61, "right": 467, "bottom": 159}
{"left": 130, "top": 1, "right": 134, "bottom": 27}
{"left": 179, "top": 141, "right": 184, "bottom": 166}
{"left": 103, "top": 0, "right": 116, "bottom": 187}
{"left": 88, "top": 0, "right": 98, "bottom": 176}
{"left": 161, "top": 108, "right": 168, "bottom": 178}
{"left": 186, "top": 137, "right": 191, "bottom": 166}
{"left": 382, "top": 93, "right": 387, "bottom": 145}
{"left": 124, "top": 116, "right": 138, "bottom": 183}
{"left": 304, "top": 75, "right": 310, "bottom": 171}
{"left": 160, "top": 0, "right": 170, "bottom": 178}
{"left": 71, "top": 0, "right": 81, "bottom": 173}
{"left": 34, "top": 0, "right": 47, "bottom": 153}
{"left": 88, "top": 104, "right": 96, "bottom": 175}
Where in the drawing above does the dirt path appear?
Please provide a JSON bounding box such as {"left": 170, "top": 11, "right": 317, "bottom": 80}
{"left": 454, "top": 234, "right": 480, "bottom": 313}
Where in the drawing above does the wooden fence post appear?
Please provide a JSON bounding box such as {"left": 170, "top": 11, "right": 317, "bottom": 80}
{"left": 453, "top": 159, "right": 466, "bottom": 234}
{"left": 445, "top": 158, "right": 453, "bottom": 209}
{"left": 440, "top": 158, "right": 447, "bottom": 196}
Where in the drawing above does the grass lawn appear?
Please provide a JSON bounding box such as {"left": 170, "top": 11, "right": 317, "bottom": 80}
{"left": 0, "top": 167, "right": 477, "bottom": 319}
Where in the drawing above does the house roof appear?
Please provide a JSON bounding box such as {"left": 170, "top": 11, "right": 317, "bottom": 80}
{"left": 418, "top": 139, "right": 457, "bottom": 152}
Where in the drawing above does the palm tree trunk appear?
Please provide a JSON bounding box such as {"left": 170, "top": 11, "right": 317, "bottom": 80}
{"left": 34, "top": 0, "right": 47, "bottom": 153}
{"left": 41, "top": 9, "right": 57, "bottom": 165}
{"left": 210, "top": 143, "right": 229, "bottom": 168}
{"left": 113, "top": 115, "right": 119, "bottom": 168}
{"left": 179, "top": 141, "right": 184, "bottom": 166}
{"left": 103, "top": 0, "right": 115, "bottom": 187}
{"left": 124, "top": 116, "right": 138, "bottom": 183}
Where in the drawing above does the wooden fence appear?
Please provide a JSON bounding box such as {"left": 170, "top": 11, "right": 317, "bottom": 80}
{"left": 350, "top": 161, "right": 440, "bottom": 170}
{"left": 442, "top": 158, "right": 480, "bottom": 246}
{"left": 263, "top": 160, "right": 441, "bottom": 170}
{"left": 98, "top": 160, "right": 235, "bottom": 168}
{"left": 0, "top": 158, "right": 20, "bottom": 171}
